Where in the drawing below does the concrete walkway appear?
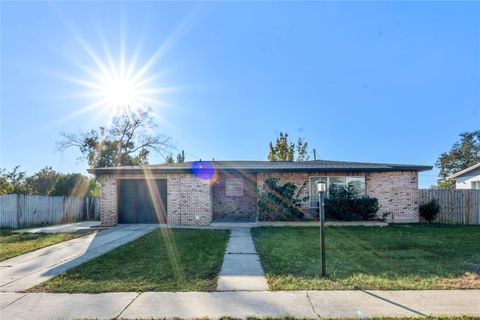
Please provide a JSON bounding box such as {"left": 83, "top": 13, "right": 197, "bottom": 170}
{"left": 0, "top": 224, "right": 158, "bottom": 292}
{"left": 217, "top": 228, "right": 268, "bottom": 291}
{"left": 0, "top": 290, "right": 478, "bottom": 319}
{"left": 210, "top": 221, "right": 388, "bottom": 228}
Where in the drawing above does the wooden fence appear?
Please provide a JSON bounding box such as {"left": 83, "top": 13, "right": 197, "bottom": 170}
{"left": 418, "top": 189, "right": 480, "bottom": 224}
{"left": 0, "top": 194, "right": 100, "bottom": 229}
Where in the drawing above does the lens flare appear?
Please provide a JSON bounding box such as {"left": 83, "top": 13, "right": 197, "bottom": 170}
{"left": 192, "top": 161, "right": 216, "bottom": 181}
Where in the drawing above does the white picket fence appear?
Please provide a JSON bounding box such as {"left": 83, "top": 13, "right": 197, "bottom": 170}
{"left": 0, "top": 194, "right": 99, "bottom": 229}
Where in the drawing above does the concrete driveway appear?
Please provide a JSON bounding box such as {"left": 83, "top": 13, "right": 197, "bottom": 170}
{"left": 13, "top": 221, "right": 100, "bottom": 234}
{"left": 0, "top": 224, "right": 158, "bottom": 292}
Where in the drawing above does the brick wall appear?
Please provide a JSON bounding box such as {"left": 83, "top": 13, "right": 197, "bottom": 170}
{"left": 98, "top": 175, "right": 118, "bottom": 226}
{"left": 366, "top": 171, "right": 419, "bottom": 222}
{"left": 257, "top": 172, "right": 366, "bottom": 209}
{"left": 99, "top": 170, "right": 420, "bottom": 226}
{"left": 212, "top": 172, "right": 257, "bottom": 221}
{"left": 257, "top": 171, "right": 419, "bottom": 222}
{"left": 98, "top": 173, "right": 212, "bottom": 227}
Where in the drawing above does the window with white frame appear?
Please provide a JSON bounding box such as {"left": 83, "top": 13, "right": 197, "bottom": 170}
{"left": 472, "top": 181, "right": 480, "bottom": 189}
{"left": 309, "top": 176, "right": 366, "bottom": 207}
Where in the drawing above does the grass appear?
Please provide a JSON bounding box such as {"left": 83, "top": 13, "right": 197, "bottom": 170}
{"left": 252, "top": 224, "right": 480, "bottom": 290}
{"left": 0, "top": 229, "right": 93, "bottom": 261}
{"left": 223, "top": 318, "right": 475, "bottom": 320}
{"left": 103, "top": 318, "right": 477, "bottom": 320}
{"left": 32, "top": 228, "right": 229, "bottom": 293}
{"left": 66, "top": 316, "right": 479, "bottom": 320}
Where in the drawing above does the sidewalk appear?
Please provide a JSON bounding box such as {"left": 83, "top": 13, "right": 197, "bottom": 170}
{"left": 1, "top": 290, "right": 478, "bottom": 319}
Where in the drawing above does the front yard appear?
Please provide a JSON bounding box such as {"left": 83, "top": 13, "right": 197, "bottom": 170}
{"left": 0, "top": 229, "right": 93, "bottom": 261}
{"left": 32, "top": 228, "right": 229, "bottom": 293}
{"left": 252, "top": 224, "right": 480, "bottom": 290}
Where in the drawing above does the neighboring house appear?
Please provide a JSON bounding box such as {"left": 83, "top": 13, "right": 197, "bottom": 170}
{"left": 448, "top": 163, "right": 480, "bottom": 189}
{"left": 89, "top": 160, "right": 432, "bottom": 226}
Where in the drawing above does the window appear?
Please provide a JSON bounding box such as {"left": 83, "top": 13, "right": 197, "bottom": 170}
{"left": 329, "top": 177, "right": 345, "bottom": 188}
{"left": 347, "top": 177, "right": 366, "bottom": 195}
{"left": 309, "top": 176, "right": 366, "bottom": 207}
{"left": 472, "top": 181, "right": 480, "bottom": 190}
{"left": 226, "top": 177, "right": 244, "bottom": 196}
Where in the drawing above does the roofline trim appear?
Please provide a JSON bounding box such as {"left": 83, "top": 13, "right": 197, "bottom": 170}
{"left": 447, "top": 163, "right": 480, "bottom": 180}
{"left": 89, "top": 165, "right": 433, "bottom": 175}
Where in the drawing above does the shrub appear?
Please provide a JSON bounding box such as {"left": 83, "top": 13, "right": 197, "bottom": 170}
{"left": 324, "top": 184, "right": 355, "bottom": 220}
{"left": 355, "top": 197, "right": 380, "bottom": 220}
{"left": 419, "top": 199, "right": 440, "bottom": 223}
{"left": 257, "top": 177, "right": 311, "bottom": 221}
{"left": 324, "top": 184, "right": 379, "bottom": 221}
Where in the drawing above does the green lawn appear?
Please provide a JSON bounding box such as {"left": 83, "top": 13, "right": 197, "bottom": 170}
{"left": 0, "top": 229, "right": 93, "bottom": 261}
{"left": 252, "top": 224, "right": 480, "bottom": 290}
{"left": 219, "top": 318, "right": 475, "bottom": 320}
{"left": 32, "top": 228, "right": 229, "bottom": 293}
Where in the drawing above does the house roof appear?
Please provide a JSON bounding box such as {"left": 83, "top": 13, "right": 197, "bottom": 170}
{"left": 447, "top": 163, "right": 480, "bottom": 180}
{"left": 88, "top": 159, "right": 433, "bottom": 175}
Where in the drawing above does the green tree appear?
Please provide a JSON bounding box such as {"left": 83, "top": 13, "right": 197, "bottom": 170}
{"left": 0, "top": 174, "right": 13, "bottom": 194}
{"left": 436, "top": 130, "right": 480, "bottom": 189}
{"left": 25, "top": 166, "right": 61, "bottom": 195}
{"left": 176, "top": 150, "right": 185, "bottom": 163}
{"left": 0, "top": 166, "right": 31, "bottom": 194}
{"left": 87, "top": 178, "right": 100, "bottom": 197}
{"left": 164, "top": 150, "right": 185, "bottom": 164}
{"left": 50, "top": 173, "right": 91, "bottom": 197}
{"left": 295, "top": 137, "right": 310, "bottom": 161}
{"left": 58, "top": 109, "right": 172, "bottom": 168}
{"left": 268, "top": 132, "right": 311, "bottom": 161}
{"left": 164, "top": 154, "right": 175, "bottom": 164}
{"left": 268, "top": 133, "right": 295, "bottom": 161}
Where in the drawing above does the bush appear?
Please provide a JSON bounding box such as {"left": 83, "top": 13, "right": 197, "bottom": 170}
{"left": 355, "top": 197, "right": 380, "bottom": 220}
{"left": 419, "top": 199, "right": 440, "bottom": 223}
{"left": 324, "top": 184, "right": 379, "bottom": 221}
{"left": 257, "top": 177, "right": 311, "bottom": 221}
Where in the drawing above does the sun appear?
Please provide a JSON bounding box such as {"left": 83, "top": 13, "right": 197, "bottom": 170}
{"left": 82, "top": 53, "right": 163, "bottom": 114}
{"left": 58, "top": 48, "right": 167, "bottom": 120}
{"left": 99, "top": 74, "right": 142, "bottom": 109}
{"left": 52, "top": 14, "right": 195, "bottom": 124}
{"left": 54, "top": 32, "right": 178, "bottom": 120}
{"left": 64, "top": 49, "right": 174, "bottom": 120}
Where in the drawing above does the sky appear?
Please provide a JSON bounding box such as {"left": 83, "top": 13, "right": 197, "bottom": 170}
{"left": 1, "top": 1, "right": 479, "bottom": 188}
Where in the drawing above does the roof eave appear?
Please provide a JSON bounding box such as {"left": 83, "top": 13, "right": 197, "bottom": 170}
{"left": 447, "top": 163, "right": 480, "bottom": 180}
{"left": 89, "top": 165, "right": 433, "bottom": 175}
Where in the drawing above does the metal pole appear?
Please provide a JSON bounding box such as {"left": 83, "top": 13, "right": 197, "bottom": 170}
{"left": 319, "top": 191, "right": 326, "bottom": 276}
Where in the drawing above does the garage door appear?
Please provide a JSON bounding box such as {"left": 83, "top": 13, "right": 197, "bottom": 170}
{"left": 118, "top": 179, "right": 167, "bottom": 223}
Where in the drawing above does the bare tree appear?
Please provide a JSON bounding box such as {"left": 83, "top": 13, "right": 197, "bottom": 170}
{"left": 58, "top": 109, "right": 172, "bottom": 168}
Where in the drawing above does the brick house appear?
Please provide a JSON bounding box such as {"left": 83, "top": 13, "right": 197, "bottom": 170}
{"left": 89, "top": 160, "right": 432, "bottom": 226}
